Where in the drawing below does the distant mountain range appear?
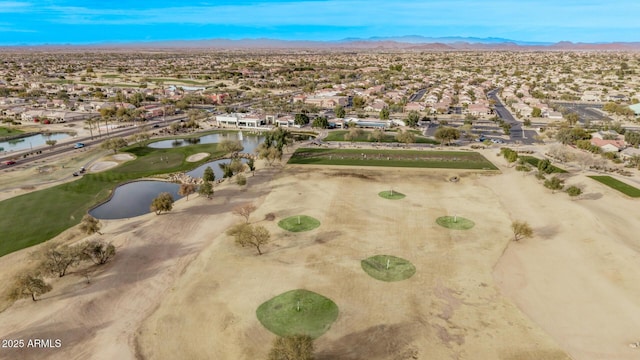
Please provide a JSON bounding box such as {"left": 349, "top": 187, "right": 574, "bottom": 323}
{"left": 8, "top": 36, "right": 640, "bottom": 50}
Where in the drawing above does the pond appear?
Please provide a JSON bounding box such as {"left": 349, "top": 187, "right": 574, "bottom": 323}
{"left": 148, "top": 132, "right": 264, "bottom": 154}
{"left": 89, "top": 181, "right": 183, "bottom": 220}
{"left": 186, "top": 158, "right": 249, "bottom": 179}
{"left": 0, "top": 133, "right": 71, "bottom": 153}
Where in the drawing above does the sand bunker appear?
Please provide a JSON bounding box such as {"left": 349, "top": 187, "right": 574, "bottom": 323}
{"left": 112, "top": 153, "right": 135, "bottom": 161}
{"left": 186, "top": 152, "right": 209, "bottom": 162}
{"left": 89, "top": 161, "right": 118, "bottom": 172}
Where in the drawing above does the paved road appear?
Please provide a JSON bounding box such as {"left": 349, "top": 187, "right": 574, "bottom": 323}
{"left": 487, "top": 89, "right": 537, "bottom": 145}
{"left": 408, "top": 88, "right": 427, "bottom": 102}
{"left": 0, "top": 115, "right": 186, "bottom": 167}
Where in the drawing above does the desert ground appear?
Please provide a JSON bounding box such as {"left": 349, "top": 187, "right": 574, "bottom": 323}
{"left": 1, "top": 148, "right": 640, "bottom": 359}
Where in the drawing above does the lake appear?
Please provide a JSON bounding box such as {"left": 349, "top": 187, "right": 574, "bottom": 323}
{"left": 89, "top": 181, "right": 183, "bottom": 219}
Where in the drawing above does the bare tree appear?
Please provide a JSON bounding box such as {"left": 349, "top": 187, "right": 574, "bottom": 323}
{"left": 10, "top": 273, "right": 52, "bottom": 301}
{"left": 39, "top": 243, "right": 82, "bottom": 277}
{"left": 511, "top": 221, "right": 533, "bottom": 242}
{"left": 232, "top": 203, "right": 257, "bottom": 223}
{"left": 178, "top": 183, "right": 197, "bottom": 201}
{"left": 79, "top": 214, "right": 102, "bottom": 235}
{"left": 226, "top": 223, "right": 270, "bottom": 255}
{"left": 80, "top": 239, "right": 115, "bottom": 265}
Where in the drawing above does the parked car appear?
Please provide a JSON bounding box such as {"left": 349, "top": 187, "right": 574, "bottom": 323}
{"left": 5, "top": 160, "right": 16, "bottom": 166}
{"left": 72, "top": 172, "right": 80, "bottom": 177}
{"left": 79, "top": 167, "right": 86, "bottom": 173}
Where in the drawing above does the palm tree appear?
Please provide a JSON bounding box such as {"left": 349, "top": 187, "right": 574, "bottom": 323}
{"left": 85, "top": 119, "right": 95, "bottom": 139}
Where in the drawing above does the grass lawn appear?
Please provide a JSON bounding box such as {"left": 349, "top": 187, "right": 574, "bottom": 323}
{"left": 256, "top": 289, "right": 339, "bottom": 339}
{"left": 0, "top": 141, "right": 226, "bottom": 257}
{"left": 361, "top": 255, "right": 416, "bottom": 282}
{"left": 324, "top": 130, "right": 437, "bottom": 144}
{"left": 0, "top": 127, "right": 24, "bottom": 137}
{"left": 520, "top": 156, "right": 567, "bottom": 173}
{"left": 278, "top": 215, "right": 321, "bottom": 232}
{"left": 589, "top": 176, "right": 640, "bottom": 197}
{"left": 289, "top": 148, "right": 498, "bottom": 170}
{"left": 147, "top": 77, "right": 208, "bottom": 85}
{"left": 436, "top": 216, "right": 475, "bottom": 230}
{"left": 378, "top": 190, "right": 406, "bottom": 200}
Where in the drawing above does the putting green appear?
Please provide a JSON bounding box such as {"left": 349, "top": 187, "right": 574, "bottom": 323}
{"left": 436, "top": 216, "right": 475, "bottom": 230}
{"left": 278, "top": 215, "right": 321, "bottom": 232}
{"left": 361, "top": 255, "right": 416, "bottom": 282}
{"left": 256, "top": 289, "right": 339, "bottom": 339}
{"left": 378, "top": 190, "right": 406, "bottom": 200}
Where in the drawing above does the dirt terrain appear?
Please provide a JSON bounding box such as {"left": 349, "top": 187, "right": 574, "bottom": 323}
{"left": 1, "top": 149, "right": 640, "bottom": 359}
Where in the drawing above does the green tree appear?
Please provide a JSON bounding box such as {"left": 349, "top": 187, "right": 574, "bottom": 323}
{"left": 531, "top": 107, "right": 542, "bottom": 117}
{"left": 268, "top": 335, "right": 314, "bottom": 360}
{"left": 79, "top": 214, "right": 102, "bottom": 235}
{"left": 150, "top": 192, "right": 174, "bottom": 215}
{"left": 334, "top": 105, "right": 345, "bottom": 118}
{"left": 247, "top": 157, "right": 256, "bottom": 173}
{"left": 624, "top": 131, "right": 640, "bottom": 146}
{"left": 537, "top": 158, "right": 553, "bottom": 174}
{"left": 434, "top": 126, "right": 460, "bottom": 145}
{"left": 544, "top": 176, "right": 564, "bottom": 193}
{"left": 219, "top": 162, "right": 234, "bottom": 178}
{"left": 379, "top": 107, "right": 389, "bottom": 120}
{"left": 511, "top": 221, "right": 533, "bottom": 242}
{"left": 405, "top": 110, "right": 420, "bottom": 127}
{"left": 395, "top": 129, "right": 415, "bottom": 145}
{"left": 198, "top": 181, "right": 214, "bottom": 199}
{"left": 10, "top": 273, "right": 52, "bottom": 301}
{"left": 81, "top": 239, "right": 115, "bottom": 265}
{"left": 202, "top": 166, "right": 215, "bottom": 182}
{"left": 565, "top": 113, "right": 579, "bottom": 126}
{"left": 352, "top": 96, "right": 366, "bottom": 109}
{"left": 226, "top": 223, "right": 270, "bottom": 255}
{"left": 501, "top": 148, "right": 518, "bottom": 164}
{"left": 555, "top": 127, "right": 590, "bottom": 145}
{"left": 101, "top": 137, "right": 128, "bottom": 153}
{"left": 294, "top": 113, "right": 310, "bottom": 125}
{"left": 311, "top": 116, "right": 329, "bottom": 129}
{"left": 178, "top": 183, "right": 197, "bottom": 201}
{"left": 566, "top": 185, "right": 583, "bottom": 198}
{"left": 45, "top": 139, "right": 57, "bottom": 150}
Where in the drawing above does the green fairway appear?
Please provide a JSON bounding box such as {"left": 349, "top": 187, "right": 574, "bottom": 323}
{"left": 288, "top": 148, "right": 498, "bottom": 170}
{"left": 436, "top": 216, "right": 475, "bottom": 230}
{"left": 324, "top": 130, "right": 437, "bottom": 144}
{"left": 589, "top": 176, "right": 640, "bottom": 197}
{"left": 256, "top": 289, "right": 339, "bottom": 339}
{"left": 378, "top": 190, "right": 406, "bottom": 200}
{"left": 278, "top": 215, "right": 321, "bottom": 232}
{"left": 361, "top": 255, "right": 416, "bottom": 282}
{"left": 0, "top": 127, "right": 24, "bottom": 137}
{"left": 0, "top": 140, "right": 227, "bottom": 257}
{"left": 520, "top": 156, "right": 567, "bottom": 173}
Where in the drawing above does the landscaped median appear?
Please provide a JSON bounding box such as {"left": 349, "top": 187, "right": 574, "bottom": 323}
{"left": 288, "top": 148, "right": 498, "bottom": 170}
{"left": 0, "top": 141, "right": 227, "bottom": 257}
{"left": 589, "top": 176, "right": 640, "bottom": 197}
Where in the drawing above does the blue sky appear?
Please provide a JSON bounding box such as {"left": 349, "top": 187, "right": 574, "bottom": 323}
{"left": 0, "top": 0, "right": 639, "bottom": 45}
